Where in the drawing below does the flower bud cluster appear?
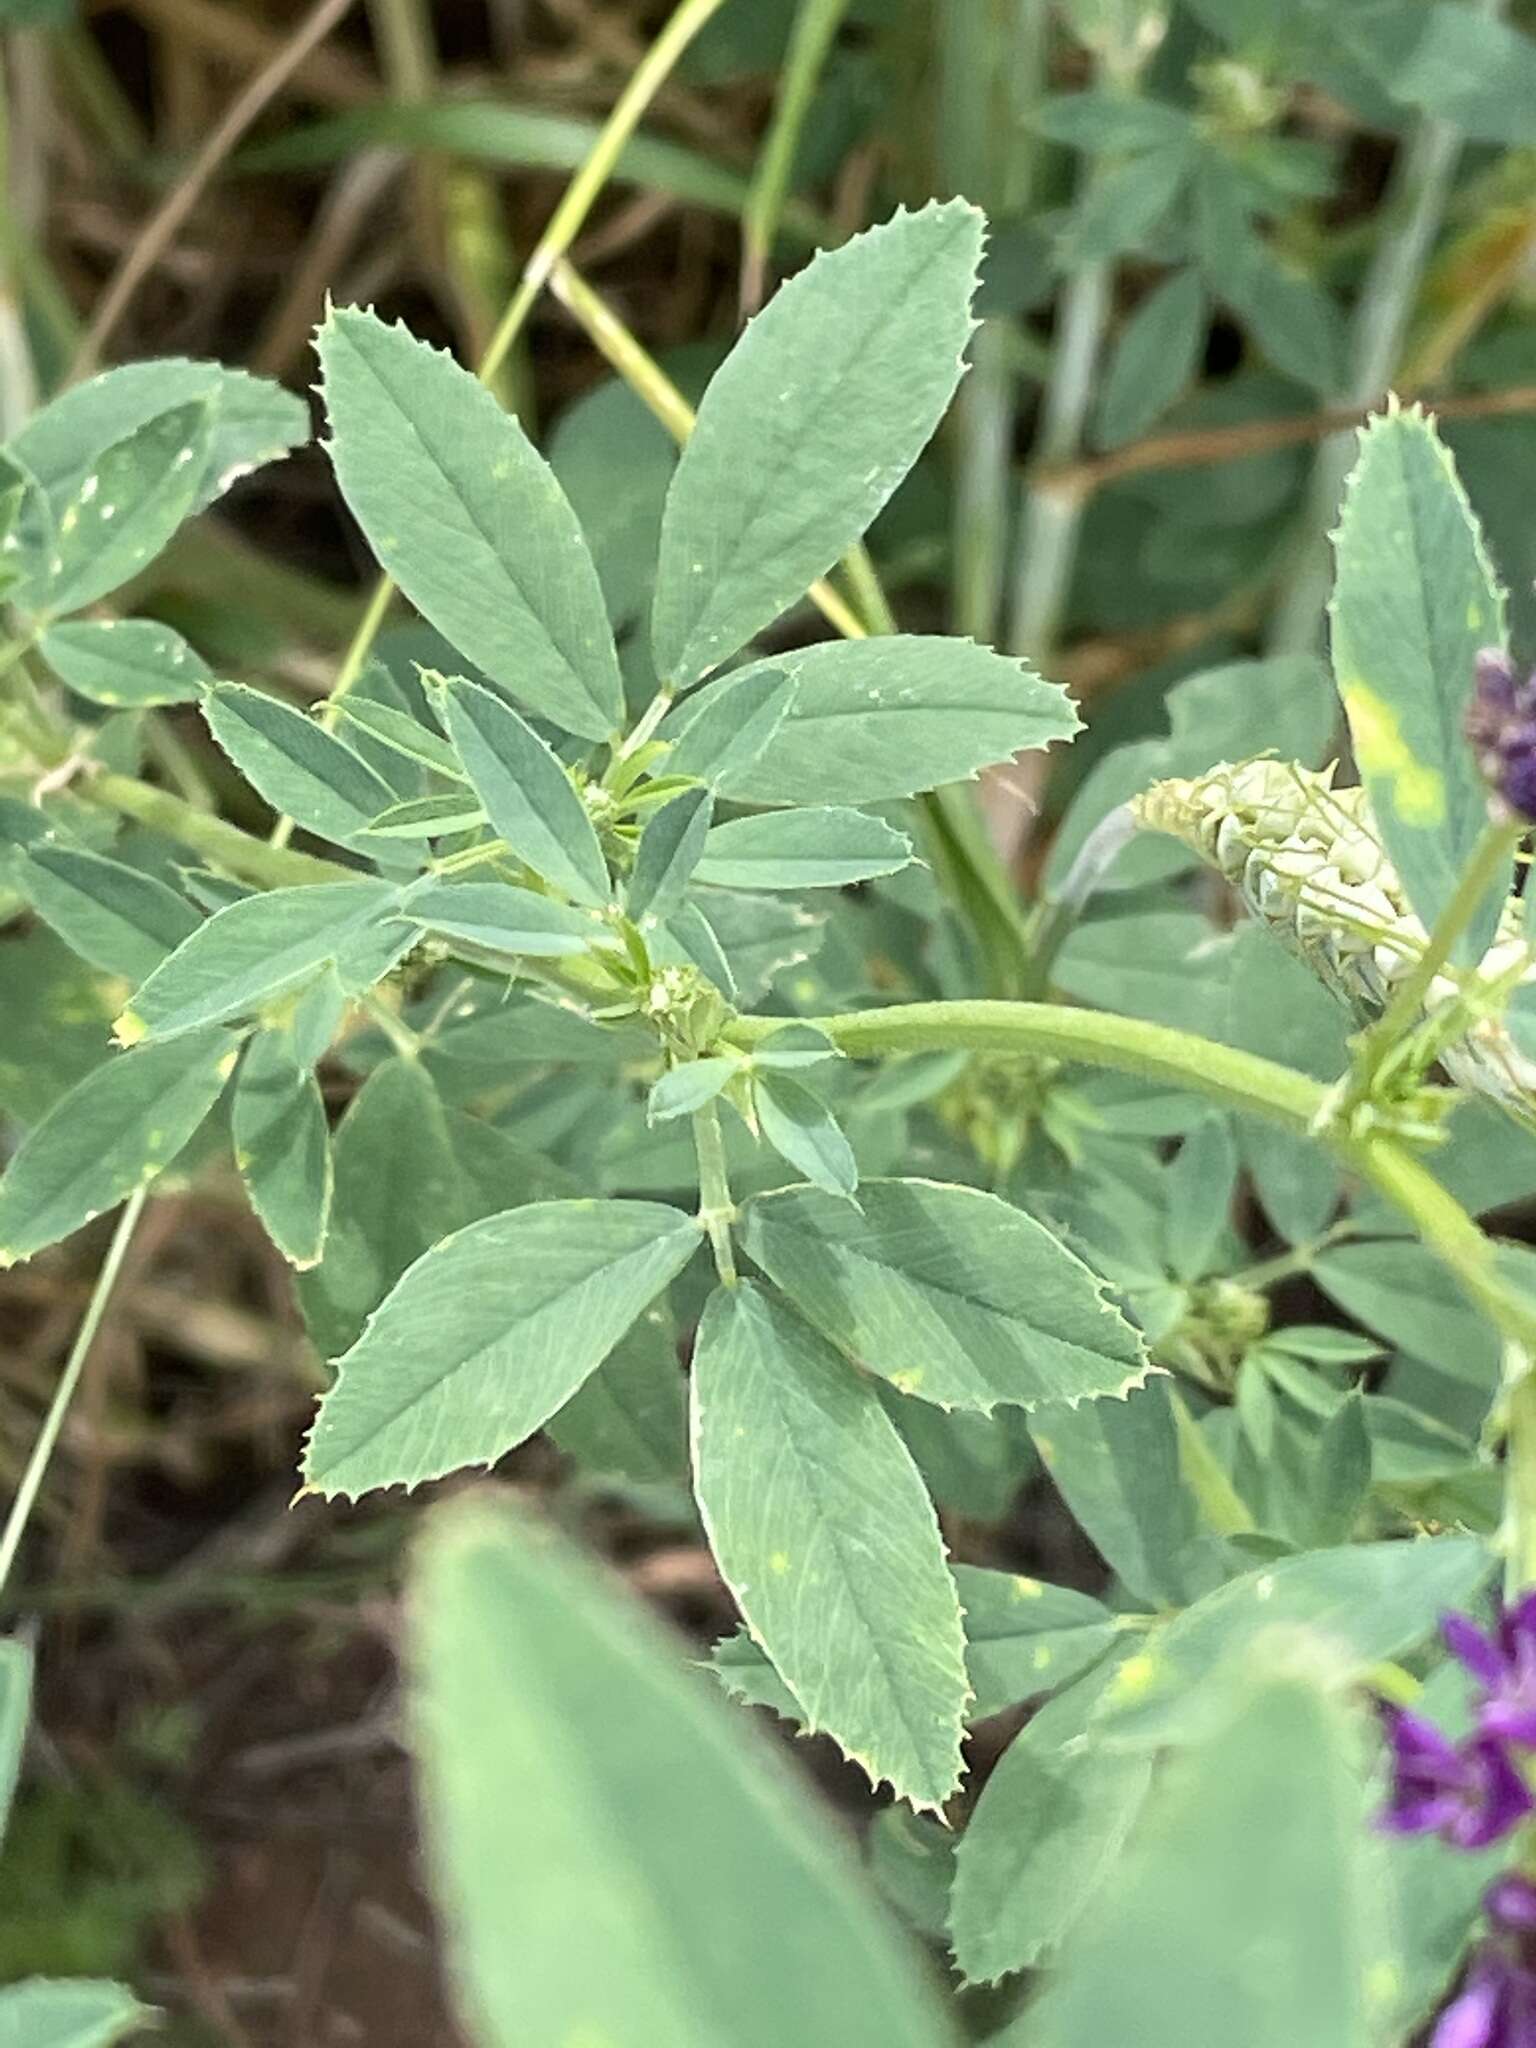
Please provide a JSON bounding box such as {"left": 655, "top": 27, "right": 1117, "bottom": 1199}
{"left": 1132, "top": 758, "right": 1536, "bottom": 1129}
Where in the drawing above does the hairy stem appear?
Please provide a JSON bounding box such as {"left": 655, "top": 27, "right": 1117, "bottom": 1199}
{"left": 732, "top": 997, "right": 1536, "bottom": 1354}
{"left": 0, "top": 1186, "right": 147, "bottom": 1606}
{"left": 693, "top": 1100, "right": 738, "bottom": 1288}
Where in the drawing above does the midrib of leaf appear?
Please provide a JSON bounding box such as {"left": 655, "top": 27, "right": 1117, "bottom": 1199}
{"left": 312, "top": 1220, "right": 694, "bottom": 1463}
{"left": 334, "top": 326, "right": 599, "bottom": 718}
{"left": 698, "top": 1312, "right": 966, "bottom": 1803}
{"left": 674, "top": 227, "right": 968, "bottom": 668}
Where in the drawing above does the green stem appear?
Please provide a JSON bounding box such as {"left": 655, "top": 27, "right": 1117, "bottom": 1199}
{"left": 732, "top": 997, "right": 1536, "bottom": 1354}
{"left": 274, "top": 0, "right": 731, "bottom": 804}
{"left": 1369, "top": 815, "right": 1522, "bottom": 1056}
{"left": 1227, "top": 1219, "right": 1360, "bottom": 1293}
{"left": 0, "top": 1186, "right": 147, "bottom": 1607}
{"left": 693, "top": 1100, "right": 738, "bottom": 1287}
{"left": 1506, "top": 1369, "right": 1536, "bottom": 1597}
{"left": 733, "top": 1001, "right": 1327, "bottom": 1127}
{"left": 90, "top": 771, "right": 347, "bottom": 887}
{"left": 740, "top": 0, "right": 852, "bottom": 316}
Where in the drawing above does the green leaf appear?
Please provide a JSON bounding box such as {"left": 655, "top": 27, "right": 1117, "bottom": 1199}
{"left": 403, "top": 880, "right": 602, "bottom": 957}
{"left": 749, "top": 1022, "right": 840, "bottom": 1070}
{"left": 660, "top": 896, "right": 738, "bottom": 1000}
{"left": 1310, "top": 1390, "right": 1372, "bottom": 1547}
{"left": 1028, "top": 1379, "right": 1192, "bottom": 1608}
{"left": 647, "top": 1057, "right": 738, "bottom": 1123}
{"left": 713, "top": 1565, "right": 1117, "bottom": 1728}
{"left": 1394, "top": 4, "right": 1536, "bottom": 144}
{"left": 1164, "top": 1117, "right": 1238, "bottom": 1282}
{"left": 0, "top": 1637, "right": 32, "bottom": 1839}
{"left": 0, "top": 1030, "right": 235, "bottom": 1266}
{"left": 318, "top": 306, "right": 622, "bottom": 740}
{"left": 1095, "top": 1535, "right": 1489, "bottom": 1744}
{"left": 440, "top": 677, "right": 611, "bottom": 906}
{"left": 1217, "top": 236, "right": 1345, "bottom": 394}
{"left": 955, "top": 1567, "right": 1121, "bottom": 1719}
{"left": 296, "top": 1057, "right": 575, "bottom": 1356}
{"left": 40, "top": 401, "right": 213, "bottom": 617}
{"left": 651, "top": 202, "right": 984, "bottom": 686}
{"left": 949, "top": 1665, "right": 1153, "bottom": 1983}
{"left": 1314, "top": 1239, "right": 1500, "bottom": 1389}
{"left": 203, "top": 683, "right": 396, "bottom": 847}
{"left": 546, "top": 1303, "right": 687, "bottom": 1487}
{"left": 1330, "top": 404, "right": 1507, "bottom": 960}
{"left": 696, "top": 808, "right": 912, "bottom": 890}
{"left": 661, "top": 666, "right": 795, "bottom": 790}
{"left": 303, "top": 1199, "right": 700, "bottom": 1498}
{"left": 1095, "top": 269, "right": 1206, "bottom": 450}
{"left": 38, "top": 618, "right": 212, "bottom": 708}
{"left": 232, "top": 1029, "right": 332, "bottom": 1268}
{"left": 753, "top": 1071, "right": 858, "bottom": 1199}
{"left": 10, "top": 356, "right": 306, "bottom": 537}
{"left": 692, "top": 1281, "right": 968, "bottom": 1808}
{"left": 18, "top": 845, "right": 199, "bottom": 981}
{"left": 663, "top": 637, "right": 1078, "bottom": 805}
{"left": 408, "top": 1496, "right": 958, "bottom": 2048}
{"left": 0, "top": 1979, "right": 153, "bottom": 2048}
{"left": 1030, "top": 1662, "right": 1384, "bottom": 2048}
{"left": 117, "top": 880, "right": 400, "bottom": 1043}
{"left": 333, "top": 695, "right": 466, "bottom": 780}
{"left": 741, "top": 1180, "right": 1149, "bottom": 1412}
{"left": 367, "top": 793, "right": 486, "bottom": 839}
{"left": 627, "top": 786, "right": 713, "bottom": 925}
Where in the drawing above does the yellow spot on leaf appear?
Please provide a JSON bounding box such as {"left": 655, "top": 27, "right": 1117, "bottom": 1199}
{"left": 769, "top": 1552, "right": 791, "bottom": 1576}
{"left": 1011, "top": 1575, "right": 1043, "bottom": 1600}
{"left": 1342, "top": 683, "right": 1446, "bottom": 825}
{"left": 890, "top": 1367, "right": 924, "bottom": 1394}
{"left": 113, "top": 1009, "right": 147, "bottom": 1047}
{"left": 1032, "top": 1645, "right": 1053, "bottom": 1670}
{"left": 1109, "top": 1652, "right": 1159, "bottom": 1702}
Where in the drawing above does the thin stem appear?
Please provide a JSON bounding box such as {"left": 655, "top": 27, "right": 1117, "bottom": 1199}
{"left": 740, "top": 0, "right": 852, "bottom": 317}
{"left": 1226, "top": 1219, "right": 1360, "bottom": 1293}
{"left": 275, "top": 0, "right": 731, "bottom": 808}
{"left": 693, "top": 1101, "right": 738, "bottom": 1288}
{"left": 483, "top": 0, "right": 729, "bottom": 384}
{"left": 730, "top": 996, "right": 1536, "bottom": 1357}
{"left": 1008, "top": 259, "right": 1109, "bottom": 663}
{"left": 1369, "top": 816, "right": 1522, "bottom": 1056}
{"left": 1506, "top": 1369, "right": 1536, "bottom": 1597}
{"left": 90, "top": 772, "right": 348, "bottom": 887}
{"left": 0, "top": 1187, "right": 147, "bottom": 1607}
{"left": 731, "top": 1001, "right": 1328, "bottom": 1129}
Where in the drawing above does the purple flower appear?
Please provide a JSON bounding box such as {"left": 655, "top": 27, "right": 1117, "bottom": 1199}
{"left": 1488, "top": 1876, "right": 1536, "bottom": 1936}
{"left": 1447, "top": 1598, "right": 1536, "bottom": 1748}
{"left": 1432, "top": 1881, "right": 1536, "bottom": 2048}
{"left": 1467, "top": 649, "right": 1536, "bottom": 824}
{"left": 1433, "top": 1949, "right": 1536, "bottom": 2048}
{"left": 1378, "top": 1706, "right": 1533, "bottom": 1848}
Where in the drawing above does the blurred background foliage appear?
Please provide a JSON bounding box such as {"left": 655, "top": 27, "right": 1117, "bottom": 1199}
{"left": 6, "top": 0, "right": 1536, "bottom": 2038}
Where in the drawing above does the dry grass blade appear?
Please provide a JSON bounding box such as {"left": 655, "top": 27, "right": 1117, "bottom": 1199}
{"left": 70, "top": 0, "right": 360, "bottom": 380}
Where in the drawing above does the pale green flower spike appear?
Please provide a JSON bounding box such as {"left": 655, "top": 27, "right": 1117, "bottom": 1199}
{"left": 1133, "top": 758, "right": 1536, "bottom": 1132}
